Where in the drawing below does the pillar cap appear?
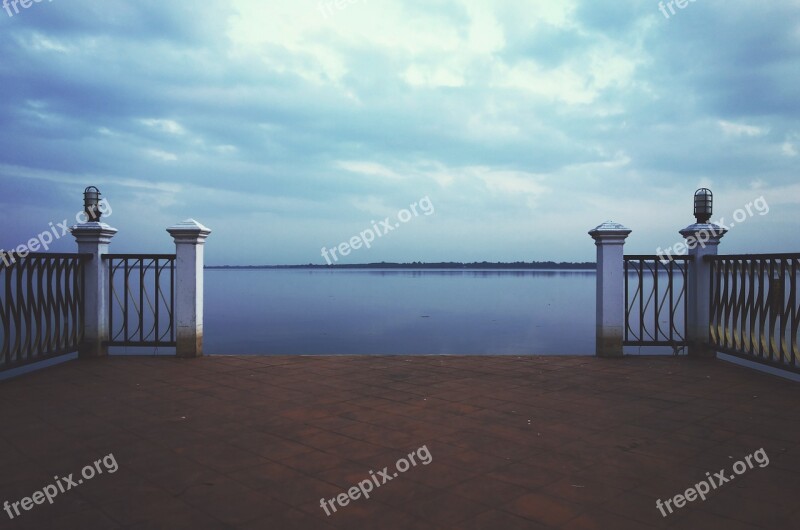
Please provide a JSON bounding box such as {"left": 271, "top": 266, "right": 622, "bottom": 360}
{"left": 589, "top": 221, "right": 632, "bottom": 241}
{"left": 167, "top": 219, "right": 211, "bottom": 243}
{"left": 679, "top": 223, "right": 727, "bottom": 239}
{"left": 70, "top": 222, "right": 118, "bottom": 243}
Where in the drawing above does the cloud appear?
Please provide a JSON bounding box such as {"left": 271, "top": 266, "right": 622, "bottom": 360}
{"left": 145, "top": 149, "right": 179, "bottom": 162}
{"left": 718, "top": 120, "right": 769, "bottom": 137}
{"left": 781, "top": 133, "right": 799, "bottom": 157}
{"left": 140, "top": 119, "right": 186, "bottom": 135}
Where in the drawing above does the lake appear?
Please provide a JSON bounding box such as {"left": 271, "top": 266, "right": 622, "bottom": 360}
{"left": 203, "top": 269, "right": 597, "bottom": 355}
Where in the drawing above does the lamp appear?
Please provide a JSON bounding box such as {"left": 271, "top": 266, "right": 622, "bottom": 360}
{"left": 693, "top": 188, "right": 712, "bottom": 224}
{"left": 83, "top": 186, "right": 102, "bottom": 222}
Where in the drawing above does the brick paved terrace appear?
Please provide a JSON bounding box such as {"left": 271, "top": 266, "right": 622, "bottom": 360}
{"left": 1, "top": 355, "right": 799, "bottom": 529}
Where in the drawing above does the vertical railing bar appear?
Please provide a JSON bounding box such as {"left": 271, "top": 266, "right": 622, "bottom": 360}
{"left": 682, "top": 259, "right": 688, "bottom": 345}
{"left": 31, "top": 258, "right": 40, "bottom": 357}
{"left": 7, "top": 259, "right": 17, "bottom": 365}
{"left": 738, "top": 258, "right": 746, "bottom": 352}
{"left": 780, "top": 259, "right": 789, "bottom": 365}
{"left": 20, "top": 257, "right": 30, "bottom": 361}
{"left": 123, "top": 259, "right": 130, "bottom": 343}
{"left": 638, "top": 259, "right": 645, "bottom": 342}
{"left": 28, "top": 258, "right": 39, "bottom": 358}
{"left": 78, "top": 257, "right": 86, "bottom": 347}
{"left": 769, "top": 260, "right": 778, "bottom": 361}
{"left": 747, "top": 259, "right": 755, "bottom": 356}
{"left": 707, "top": 259, "right": 713, "bottom": 345}
{"left": 624, "top": 258, "right": 629, "bottom": 342}
{"left": 6, "top": 260, "right": 16, "bottom": 365}
{"left": 12, "top": 258, "right": 21, "bottom": 362}
{"left": 725, "top": 260, "right": 733, "bottom": 351}
{"left": 733, "top": 258, "right": 740, "bottom": 352}
{"left": 60, "top": 257, "right": 70, "bottom": 352}
{"left": 668, "top": 259, "right": 674, "bottom": 343}
{"left": 1, "top": 264, "right": 8, "bottom": 367}
{"left": 170, "top": 258, "right": 175, "bottom": 342}
{"left": 708, "top": 258, "right": 715, "bottom": 347}
{"left": 39, "top": 258, "right": 50, "bottom": 355}
{"left": 757, "top": 259, "right": 766, "bottom": 358}
{"left": 54, "top": 259, "right": 69, "bottom": 349}
{"left": 792, "top": 259, "right": 799, "bottom": 367}
{"left": 653, "top": 260, "right": 660, "bottom": 341}
{"left": 139, "top": 259, "right": 145, "bottom": 343}
{"left": 154, "top": 259, "right": 161, "bottom": 345}
{"left": 67, "top": 258, "right": 73, "bottom": 352}
{"left": 108, "top": 258, "right": 114, "bottom": 345}
{"left": 16, "top": 258, "right": 25, "bottom": 362}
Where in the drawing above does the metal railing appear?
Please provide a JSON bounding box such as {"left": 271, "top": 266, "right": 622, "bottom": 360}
{"left": 1, "top": 253, "right": 90, "bottom": 371}
{"left": 708, "top": 254, "right": 799, "bottom": 373}
{"left": 104, "top": 254, "right": 176, "bottom": 347}
{"left": 624, "top": 255, "right": 691, "bottom": 351}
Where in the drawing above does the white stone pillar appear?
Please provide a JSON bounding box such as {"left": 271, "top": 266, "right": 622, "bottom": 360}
{"left": 71, "top": 222, "right": 118, "bottom": 358}
{"left": 589, "top": 221, "right": 632, "bottom": 357}
{"left": 167, "top": 219, "right": 211, "bottom": 358}
{"left": 679, "top": 223, "right": 726, "bottom": 358}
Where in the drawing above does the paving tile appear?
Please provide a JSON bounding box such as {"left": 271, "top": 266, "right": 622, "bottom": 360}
{"left": 501, "top": 490, "right": 583, "bottom": 526}
{"left": 458, "top": 509, "right": 549, "bottom": 530}
{"left": 486, "top": 460, "right": 565, "bottom": 490}
{"left": 176, "top": 475, "right": 286, "bottom": 525}
{"left": 561, "top": 507, "right": 660, "bottom": 530}
{"left": 402, "top": 490, "right": 491, "bottom": 526}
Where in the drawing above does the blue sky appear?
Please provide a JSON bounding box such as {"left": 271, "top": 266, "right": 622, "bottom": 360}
{"left": 0, "top": 0, "right": 798, "bottom": 265}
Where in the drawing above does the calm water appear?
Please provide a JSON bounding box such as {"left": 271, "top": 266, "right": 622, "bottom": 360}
{"left": 204, "top": 269, "right": 596, "bottom": 355}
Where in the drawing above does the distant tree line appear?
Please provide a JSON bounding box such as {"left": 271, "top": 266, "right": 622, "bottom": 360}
{"left": 206, "top": 261, "right": 595, "bottom": 270}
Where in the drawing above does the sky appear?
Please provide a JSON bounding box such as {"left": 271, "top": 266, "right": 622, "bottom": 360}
{"left": 0, "top": 0, "right": 798, "bottom": 265}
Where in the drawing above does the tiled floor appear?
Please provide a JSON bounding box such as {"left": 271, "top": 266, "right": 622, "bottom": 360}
{"left": 1, "top": 355, "right": 799, "bottom": 529}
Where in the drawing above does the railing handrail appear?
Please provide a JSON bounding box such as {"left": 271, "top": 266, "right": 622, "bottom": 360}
{"left": 706, "top": 253, "right": 800, "bottom": 261}
{"left": 103, "top": 254, "right": 176, "bottom": 260}
{"left": 624, "top": 255, "right": 693, "bottom": 261}
{"left": 2, "top": 253, "right": 93, "bottom": 260}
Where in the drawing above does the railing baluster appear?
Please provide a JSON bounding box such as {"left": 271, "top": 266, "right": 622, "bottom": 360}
{"left": 792, "top": 258, "right": 799, "bottom": 368}
{"left": 138, "top": 258, "right": 145, "bottom": 343}
{"left": 624, "top": 259, "right": 630, "bottom": 342}
{"left": 641, "top": 260, "right": 646, "bottom": 342}
{"left": 653, "top": 261, "right": 660, "bottom": 341}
